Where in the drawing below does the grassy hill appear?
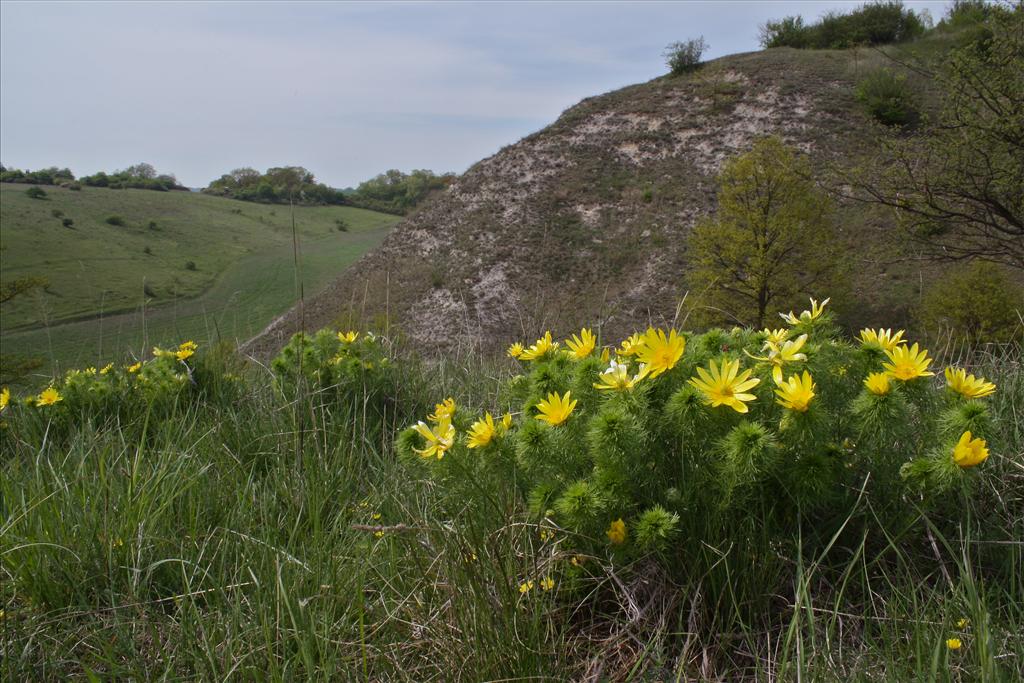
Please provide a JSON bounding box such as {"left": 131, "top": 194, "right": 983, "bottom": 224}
{"left": 248, "top": 41, "right": 964, "bottom": 358}
{"left": 0, "top": 184, "right": 399, "bottom": 375}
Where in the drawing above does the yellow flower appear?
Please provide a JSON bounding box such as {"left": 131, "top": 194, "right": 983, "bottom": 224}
{"left": 957, "top": 618, "right": 970, "bottom": 629}
{"left": 946, "top": 638, "right": 962, "bottom": 651}
{"left": 635, "top": 328, "right": 685, "bottom": 380}
{"left": 175, "top": 347, "right": 195, "bottom": 362}
{"left": 863, "top": 372, "right": 891, "bottom": 396}
{"left": 466, "top": 412, "right": 497, "bottom": 448}
{"left": 127, "top": 362, "right": 142, "bottom": 373}
{"left": 952, "top": 431, "right": 988, "bottom": 468}
{"left": 519, "top": 580, "right": 534, "bottom": 594}
{"left": 600, "top": 347, "right": 610, "bottom": 363}
{"left": 780, "top": 297, "right": 830, "bottom": 325}
{"left": 99, "top": 363, "right": 114, "bottom": 375}
{"left": 84, "top": 366, "right": 97, "bottom": 376}
{"left": 762, "top": 328, "right": 791, "bottom": 348}
{"left": 565, "top": 328, "right": 596, "bottom": 360}
{"left": 338, "top": 331, "right": 359, "bottom": 343}
{"left": 507, "top": 342, "right": 524, "bottom": 359}
{"left": 540, "top": 577, "right": 555, "bottom": 591}
{"left": 0, "top": 387, "right": 9, "bottom": 412}
{"left": 179, "top": 340, "right": 198, "bottom": 352}
{"left": 519, "top": 331, "right": 559, "bottom": 361}
{"left": 616, "top": 333, "right": 645, "bottom": 356}
{"left": 535, "top": 391, "right": 577, "bottom": 427}
{"left": 152, "top": 346, "right": 169, "bottom": 358}
{"left": 688, "top": 358, "right": 761, "bottom": 414}
{"left": 593, "top": 359, "right": 642, "bottom": 392}
{"left": 36, "top": 387, "right": 62, "bottom": 407}
{"left": 944, "top": 367, "right": 996, "bottom": 400}
{"left": 859, "top": 328, "right": 905, "bottom": 351}
{"left": 411, "top": 417, "right": 456, "bottom": 460}
{"left": 883, "top": 343, "right": 935, "bottom": 381}
{"left": 748, "top": 334, "right": 808, "bottom": 384}
{"left": 775, "top": 371, "right": 816, "bottom": 412}
{"left": 539, "top": 528, "right": 554, "bottom": 542}
{"left": 428, "top": 397, "right": 456, "bottom": 423}
{"left": 606, "top": 518, "right": 627, "bottom": 545}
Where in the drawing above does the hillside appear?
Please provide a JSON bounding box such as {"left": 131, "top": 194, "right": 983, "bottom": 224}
{"left": 250, "top": 45, "right": 955, "bottom": 356}
{"left": 0, "top": 184, "right": 399, "bottom": 373}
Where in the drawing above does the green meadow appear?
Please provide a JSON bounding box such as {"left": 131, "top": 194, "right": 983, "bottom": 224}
{"left": 0, "top": 184, "right": 398, "bottom": 374}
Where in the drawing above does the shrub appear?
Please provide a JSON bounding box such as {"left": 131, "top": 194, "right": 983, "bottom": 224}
{"left": 67, "top": 182, "right": 82, "bottom": 191}
{"left": 50, "top": 209, "right": 63, "bottom": 218}
{"left": 855, "top": 67, "right": 919, "bottom": 126}
{"left": 105, "top": 215, "right": 125, "bottom": 226}
{"left": 184, "top": 260, "right": 197, "bottom": 271}
{"left": 147, "top": 220, "right": 158, "bottom": 230}
{"left": 760, "top": 1, "right": 926, "bottom": 49}
{"left": 663, "top": 37, "right": 708, "bottom": 75}
{"left": 917, "top": 261, "right": 1023, "bottom": 344}
{"left": 143, "top": 246, "right": 152, "bottom": 255}
{"left": 335, "top": 218, "right": 349, "bottom": 232}
{"left": 61, "top": 218, "right": 74, "bottom": 228}
{"left": 25, "top": 186, "right": 46, "bottom": 199}
{"left": 398, "top": 299, "right": 1001, "bottom": 596}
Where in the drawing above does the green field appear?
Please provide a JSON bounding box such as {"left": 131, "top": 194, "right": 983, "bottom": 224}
{"left": 0, "top": 183, "right": 398, "bottom": 375}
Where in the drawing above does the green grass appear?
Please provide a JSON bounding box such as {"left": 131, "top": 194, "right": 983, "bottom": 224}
{"left": 0, "top": 183, "right": 399, "bottom": 375}
{"left": 1, "top": 339, "right": 1020, "bottom": 680}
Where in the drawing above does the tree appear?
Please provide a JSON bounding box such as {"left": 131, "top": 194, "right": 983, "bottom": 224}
{"left": 663, "top": 37, "right": 708, "bottom": 75}
{"left": 858, "top": 5, "right": 1024, "bottom": 268}
{"left": 687, "top": 137, "right": 839, "bottom": 327}
{"left": 0, "top": 275, "right": 48, "bottom": 384}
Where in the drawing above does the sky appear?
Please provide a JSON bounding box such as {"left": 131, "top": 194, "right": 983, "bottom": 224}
{"left": 1, "top": 1, "right": 951, "bottom": 189}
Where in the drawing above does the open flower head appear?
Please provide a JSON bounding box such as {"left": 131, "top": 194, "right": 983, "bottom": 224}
{"left": 946, "top": 638, "right": 962, "bottom": 651}
{"left": 507, "top": 342, "right": 524, "bottom": 359}
{"left": 749, "top": 334, "right": 808, "bottom": 384}
{"left": 864, "top": 372, "right": 891, "bottom": 396}
{"left": 780, "top": 297, "right": 830, "bottom": 325}
{"left": 428, "top": 398, "right": 456, "bottom": 423}
{"left": 775, "top": 371, "right": 816, "bottom": 412}
{"left": 594, "top": 359, "right": 642, "bottom": 392}
{"left": 616, "top": 333, "right": 645, "bottom": 357}
{"left": 36, "top": 387, "right": 62, "bottom": 407}
{"left": 519, "top": 580, "right": 534, "bottom": 594}
{"left": 859, "top": 328, "right": 905, "bottom": 351}
{"left": 635, "top": 328, "right": 685, "bottom": 380}
{"left": 175, "top": 340, "right": 197, "bottom": 361}
{"left": 412, "top": 417, "right": 456, "bottom": 460}
{"left": 883, "top": 343, "right": 935, "bottom": 381}
{"left": 540, "top": 577, "right": 555, "bottom": 591}
{"left": 127, "top": 362, "right": 142, "bottom": 373}
{"left": 689, "top": 358, "right": 761, "bottom": 413}
{"left": 0, "top": 387, "right": 9, "bottom": 412}
{"left": 565, "top": 328, "right": 596, "bottom": 360}
{"left": 535, "top": 391, "right": 577, "bottom": 427}
{"left": 466, "top": 413, "right": 497, "bottom": 449}
{"left": 606, "top": 518, "right": 627, "bottom": 545}
{"left": 520, "top": 332, "right": 559, "bottom": 361}
{"left": 945, "top": 367, "right": 996, "bottom": 400}
{"left": 338, "top": 331, "right": 359, "bottom": 344}
{"left": 99, "top": 363, "right": 114, "bottom": 375}
{"left": 762, "top": 328, "right": 791, "bottom": 348}
{"left": 952, "top": 431, "right": 989, "bottom": 468}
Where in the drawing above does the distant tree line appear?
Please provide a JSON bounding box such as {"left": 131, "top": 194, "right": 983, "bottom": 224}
{"left": 203, "top": 166, "right": 347, "bottom": 205}
{"left": 1, "top": 162, "right": 186, "bottom": 191}
{"left": 344, "top": 169, "right": 455, "bottom": 215}
{"left": 759, "top": 0, "right": 928, "bottom": 49}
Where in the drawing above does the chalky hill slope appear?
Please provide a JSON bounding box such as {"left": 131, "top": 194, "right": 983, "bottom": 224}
{"left": 252, "top": 46, "right": 935, "bottom": 356}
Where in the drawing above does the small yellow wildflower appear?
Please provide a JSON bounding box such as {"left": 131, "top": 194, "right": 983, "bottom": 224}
{"left": 0, "top": 387, "right": 9, "bottom": 412}
{"left": 780, "top": 297, "right": 830, "bottom": 325}
{"left": 84, "top": 366, "right": 97, "bottom": 376}
{"left": 519, "top": 331, "right": 559, "bottom": 361}
{"left": 179, "top": 340, "right": 198, "bottom": 352}
{"left": 127, "top": 362, "right": 142, "bottom": 373}
{"left": 952, "top": 431, "right": 989, "bottom": 468}
{"left": 374, "top": 531, "right": 384, "bottom": 538}
{"left": 957, "top": 618, "right": 970, "bottom": 629}
{"left": 539, "top": 528, "right": 554, "bottom": 542}
{"left": 616, "top": 333, "right": 645, "bottom": 356}
{"left": 371, "top": 513, "right": 382, "bottom": 520}
{"left": 688, "top": 358, "right": 761, "bottom": 414}
{"left": 99, "top": 363, "right": 114, "bottom": 375}
{"left": 863, "top": 372, "right": 891, "bottom": 396}
{"left": 519, "top": 580, "right": 534, "bottom": 594}
{"left": 606, "top": 518, "right": 627, "bottom": 545}
{"left": 944, "top": 367, "right": 996, "bottom": 400}
{"left": 883, "top": 343, "right": 935, "bottom": 381}
{"left": 175, "top": 347, "right": 195, "bottom": 362}
{"left": 411, "top": 417, "right": 456, "bottom": 460}
{"left": 859, "top": 328, "right": 905, "bottom": 351}
{"left": 774, "top": 371, "right": 816, "bottom": 412}
{"left": 507, "top": 342, "right": 524, "bottom": 359}
{"left": 946, "top": 638, "right": 962, "bottom": 651}
{"left": 570, "top": 555, "right": 584, "bottom": 567}
{"left": 600, "top": 347, "right": 610, "bottom": 363}
{"left": 540, "top": 577, "right": 555, "bottom": 591}
{"left": 466, "top": 412, "right": 497, "bottom": 448}
{"left": 565, "top": 328, "right": 596, "bottom": 360}
{"left": 593, "top": 359, "right": 642, "bottom": 392}
{"left": 428, "top": 398, "right": 456, "bottom": 423}
{"left": 501, "top": 412, "right": 513, "bottom": 431}
{"left": 36, "top": 387, "right": 62, "bottom": 407}
{"left": 338, "top": 331, "right": 359, "bottom": 343}
{"left": 635, "top": 328, "right": 686, "bottom": 380}
{"left": 535, "top": 391, "right": 577, "bottom": 427}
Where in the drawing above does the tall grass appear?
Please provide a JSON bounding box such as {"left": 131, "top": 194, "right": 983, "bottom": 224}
{"left": 1, "top": 341, "right": 1021, "bottom": 680}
